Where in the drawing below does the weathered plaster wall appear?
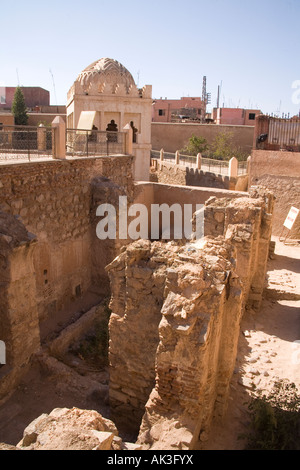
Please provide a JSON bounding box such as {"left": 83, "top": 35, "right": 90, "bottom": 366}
{"left": 250, "top": 149, "right": 300, "bottom": 237}
{"left": 150, "top": 161, "right": 244, "bottom": 190}
{"left": 151, "top": 122, "right": 254, "bottom": 154}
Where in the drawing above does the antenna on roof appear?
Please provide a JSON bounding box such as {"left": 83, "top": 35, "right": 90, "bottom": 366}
{"left": 137, "top": 70, "right": 140, "bottom": 87}
{"left": 49, "top": 68, "right": 57, "bottom": 105}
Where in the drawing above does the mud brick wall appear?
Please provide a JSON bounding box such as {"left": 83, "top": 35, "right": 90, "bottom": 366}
{"left": 106, "top": 240, "right": 168, "bottom": 433}
{"left": 249, "top": 150, "right": 300, "bottom": 238}
{"left": 150, "top": 161, "right": 237, "bottom": 190}
{"left": 0, "top": 212, "right": 40, "bottom": 400}
{"left": 204, "top": 187, "right": 274, "bottom": 310}
{"left": 0, "top": 156, "right": 134, "bottom": 321}
{"left": 107, "top": 188, "right": 274, "bottom": 449}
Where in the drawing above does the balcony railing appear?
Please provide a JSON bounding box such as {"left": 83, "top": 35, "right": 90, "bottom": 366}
{"left": 0, "top": 125, "right": 54, "bottom": 161}
{"left": 151, "top": 150, "right": 248, "bottom": 176}
{"left": 66, "top": 128, "right": 127, "bottom": 157}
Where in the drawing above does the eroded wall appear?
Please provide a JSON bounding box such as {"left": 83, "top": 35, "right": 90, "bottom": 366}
{"left": 0, "top": 156, "right": 134, "bottom": 321}
{"left": 150, "top": 161, "right": 239, "bottom": 190}
{"left": 250, "top": 149, "right": 300, "bottom": 237}
{"left": 107, "top": 187, "right": 274, "bottom": 448}
{"left": 0, "top": 212, "right": 39, "bottom": 400}
{"left": 0, "top": 155, "right": 134, "bottom": 399}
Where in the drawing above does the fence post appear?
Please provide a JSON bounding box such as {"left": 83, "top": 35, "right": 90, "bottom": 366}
{"left": 247, "top": 155, "right": 251, "bottom": 173}
{"left": 52, "top": 116, "right": 66, "bottom": 159}
{"left": 123, "top": 123, "right": 133, "bottom": 155}
{"left": 197, "top": 153, "right": 202, "bottom": 170}
{"left": 175, "top": 151, "right": 180, "bottom": 165}
{"left": 229, "top": 157, "right": 238, "bottom": 178}
{"left": 37, "top": 124, "right": 47, "bottom": 152}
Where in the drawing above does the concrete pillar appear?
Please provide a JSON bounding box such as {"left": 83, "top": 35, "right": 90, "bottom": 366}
{"left": 196, "top": 153, "right": 202, "bottom": 170}
{"left": 123, "top": 123, "right": 133, "bottom": 155}
{"left": 247, "top": 155, "right": 251, "bottom": 173}
{"left": 37, "top": 124, "right": 47, "bottom": 152}
{"left": 253, "top": 114, "right": 270, "bottom": 148}
{"left": 175, "top": 151, "right": 180, "bottom": 165}
{"left": 229, "top": 157, "right": 238, "bottom": 178}
{"left": 52, "top": 116, "right": 66, "bottom": 159}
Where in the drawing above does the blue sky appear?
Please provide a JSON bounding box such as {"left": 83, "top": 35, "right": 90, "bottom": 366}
{"left": 1, "top": 0, "right": 299, "bottom": 116}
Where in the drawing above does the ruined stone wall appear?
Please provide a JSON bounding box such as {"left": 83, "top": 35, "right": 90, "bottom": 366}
{"left": 0, "top": 156, "right": 134, "bottom": 321}
{"left": 0, "top": 212, "right": 40, "bottom": 400}
{"left": 106, "top": 240, "right": 167, "bottom": 433}
{"left": 150, "top": 161, "right": 238, "bottom": 190}
{"left": 107, "top": 187, "right": 274, "bottom": 448}
{"left": 250, "top": 149, "right": 300, "bottom": 237}
{"left": 0, "top": 155, "right": 134, "bottom": 400}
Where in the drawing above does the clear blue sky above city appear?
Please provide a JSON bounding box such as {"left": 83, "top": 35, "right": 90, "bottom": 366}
{"left": 1, "top": 0, "right": 299, "bottom": 116}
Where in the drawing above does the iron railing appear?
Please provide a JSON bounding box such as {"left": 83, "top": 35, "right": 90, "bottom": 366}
{"left": 0, "top": 125, "right": 54, "bottom": 161}
{"left": 66, "top": 128, "right": 127, "bottom": 157}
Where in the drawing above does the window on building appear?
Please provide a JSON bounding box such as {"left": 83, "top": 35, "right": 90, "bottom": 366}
{"left": 158, "top": 109, "right": 165, "bottom": 116}
{"left": 249, "top": 113, "right": 256, "bottom": 120}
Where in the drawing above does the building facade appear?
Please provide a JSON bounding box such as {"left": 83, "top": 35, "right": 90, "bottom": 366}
{"left": 0, "top": 87, "right": 50, "bottom": 110}
{"left": 66, "top": 58, "right": 152, "bottom": 181}
{"left": 152, "top": 97, "right": 204, "bottom": 123}
{"left": 212, "top": 107, "right": 261, "bottom": 126}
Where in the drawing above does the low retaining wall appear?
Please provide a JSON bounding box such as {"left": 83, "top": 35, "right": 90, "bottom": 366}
{"left": 150, "top": 161, "right": 248, "bottom": 191}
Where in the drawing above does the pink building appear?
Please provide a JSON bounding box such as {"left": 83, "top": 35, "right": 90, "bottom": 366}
{"left": 0, "top": 87, "right": 50, "bottom": 110}
{"left": 212, "top": 107, "right": 261, "bottom": 126}
{"left": 152, "top": 97, "right": 204, "bottom": 122}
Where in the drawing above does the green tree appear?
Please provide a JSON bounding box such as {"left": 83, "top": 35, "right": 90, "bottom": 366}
{"left": 11, "top": 87, "right": 28, "bottom": 125}
{"left": 209, "top": 130, "right": 248, "bottom": 161}
{"left": 181, "top": 134, "right": 208, "bottom": 156}
{"left": 209, "top": 131, "right": 235, "bottom": 160}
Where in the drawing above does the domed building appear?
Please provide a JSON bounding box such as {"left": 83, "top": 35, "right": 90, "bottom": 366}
{"left": 66, "top": 58, "right": 152, "bottom": 181}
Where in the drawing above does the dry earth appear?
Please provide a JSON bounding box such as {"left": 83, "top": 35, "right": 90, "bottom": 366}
{"left": 200, "top": 236, "right": 300, "bottom": 449}
{"left": 0, "top": 236, "right": 299, "bottom": 450}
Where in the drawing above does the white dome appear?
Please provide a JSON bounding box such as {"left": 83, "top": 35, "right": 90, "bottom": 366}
{"left": 76, "top": 58, "right": 136, "bottom": 92}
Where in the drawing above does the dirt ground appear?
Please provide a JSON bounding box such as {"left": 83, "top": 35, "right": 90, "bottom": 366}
{"left": 0, "top": 236, "right": 299, "bottom": 449}
{"left": 201, "top": 236, "right": 300, "bottom": 450}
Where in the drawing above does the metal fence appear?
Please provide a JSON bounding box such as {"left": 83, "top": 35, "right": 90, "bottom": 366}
{"left": 0, "top": 125, "right": 54, "bottom": 162}
{"left": 151, "top": 150, "right": 248, "bottom": 176}
{"left": 268, "top": 118, "right": 300, "bottom": 148}
{"left": 66, "top": 128, "right": 127, "bottom": 157}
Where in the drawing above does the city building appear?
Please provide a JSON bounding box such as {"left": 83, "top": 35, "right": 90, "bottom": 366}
{"left": 0, "top": 87, "right": 50, "bottom": 110}
{"left": 212, "top": 107, "right": 261, "bottom": 126}
{"left": 152, "top": 97, "right": 205, "bottom": 123}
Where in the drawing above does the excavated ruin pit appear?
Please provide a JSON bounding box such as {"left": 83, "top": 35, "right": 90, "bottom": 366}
{"left": 0, "top": 186, "right": 278, "bottom": 449}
